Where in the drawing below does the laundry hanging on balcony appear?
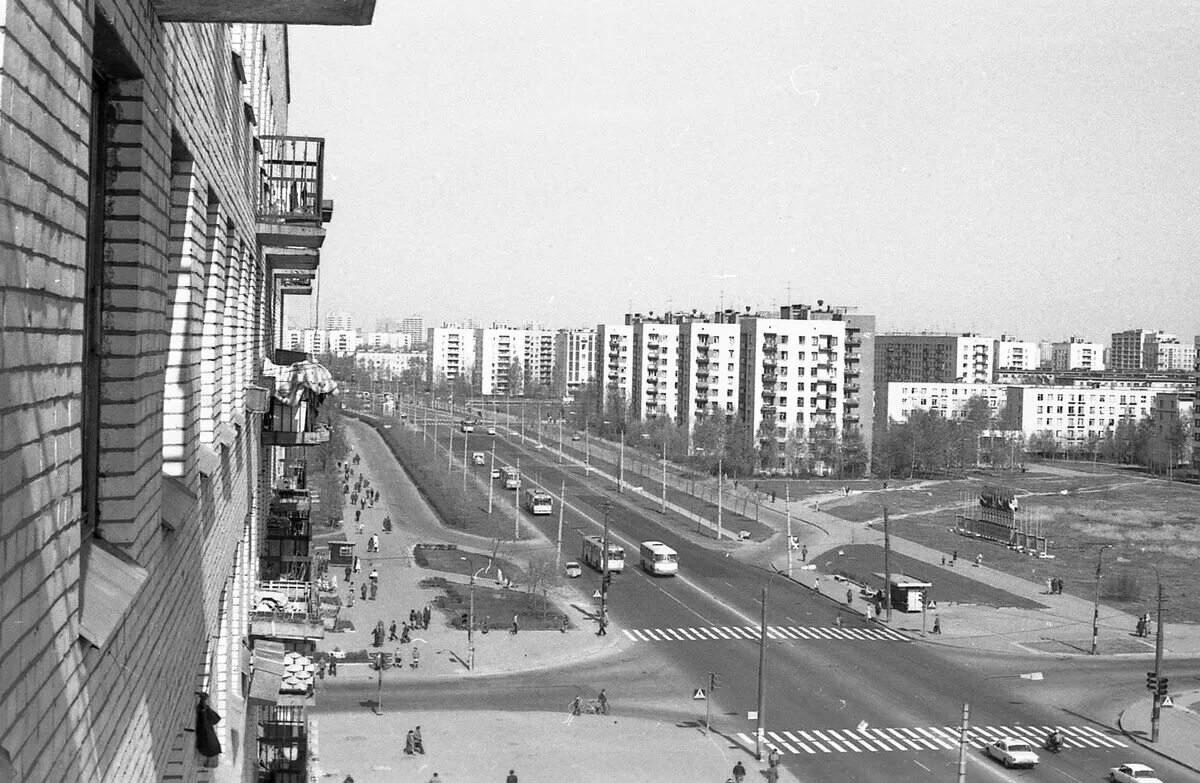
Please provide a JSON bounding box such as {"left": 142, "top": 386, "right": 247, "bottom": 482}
{"left": 195, "top": 692, "right": 222, "bottom": 760}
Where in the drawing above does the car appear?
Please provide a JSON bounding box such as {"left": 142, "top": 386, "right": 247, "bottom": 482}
{"left": 985, "top": 738, "right": 1039, "bottom": 769}
{"left": 1109, "top": 763, "right": 1164, "bottom": 783}
{"left": 564, "top": 561, "right": 582, "bottom": 578}
{"left": 490, "top": 467, "right": 501, "bottom": 479}
{"left": 487, "top": 426, "right": 496, "bottom": 435}
{"left": 571, "top": 433, "right": 581, "bottom": 441}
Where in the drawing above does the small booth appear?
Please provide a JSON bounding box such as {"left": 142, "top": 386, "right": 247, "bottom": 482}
{"left": 327, "top": 541, "right": 355, "bottom": 567}
{"left": 875, "top": 573, "right": 932, "bottom": 613}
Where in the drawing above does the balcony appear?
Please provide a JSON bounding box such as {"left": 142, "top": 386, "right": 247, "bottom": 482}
{"left": 695, "top": 380, "right": 709, "bottom": 390}
{"left": 263, "top": 396, "right": 329, "bottom": 445}
{"left": 762, "top": 356, "right": 777, "bottom": 367}
{"left": 251, "top": 580, "right": 325, "bottom": 642}
{"left": 761, "top": 372, "right": 777, "bottom": 383}
{"left": 271, "top": 488, "right": 312, "bottom": 515}
{"left": 152, "top": 0, "right": 375, "bottom": 25}
{"left": 761, "top": 390, "right": 775, "bottom": 401}
{"left": 277, "top": 269, "right": 315, "bottom": 296}
{"left": 257, "top": 137, "right": 328, "bottom": 249}
{"left": 267, "top": 248, "right": 320, "bottom": 272}
{"left": 760, "top": 404, "right": 777, "bottom": 416}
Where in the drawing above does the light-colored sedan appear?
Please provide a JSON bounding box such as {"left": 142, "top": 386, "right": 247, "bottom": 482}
{"left": 985, "top": 738, "right": 1039, "bottom": 769}
{"left": 486, "top": 426, "right": 497, "bottom": 435}
{"left": 564, "top": 561, "right": 582, "bottom": 578}
{"left": 1109, "top": 763, "right": 1164, "bottom": 783}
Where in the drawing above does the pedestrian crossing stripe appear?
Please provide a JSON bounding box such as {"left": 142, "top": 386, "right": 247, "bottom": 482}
{"left": 734, "top": 724, "right": 1126, "bottom": 756}
{"left": 620, "top": 625, "right": 908, "bottom": 643}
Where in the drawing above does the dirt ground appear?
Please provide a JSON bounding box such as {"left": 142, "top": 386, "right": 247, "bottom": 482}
{"left": 821, "top": 465, "right": 1200, "bottom": 624}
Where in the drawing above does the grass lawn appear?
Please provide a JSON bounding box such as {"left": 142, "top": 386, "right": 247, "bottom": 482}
{"left": 413, "top": 544, "right": 527, "bottom": 583}
{"left": 422, "top": 576, "right": 569, "bottom": 631}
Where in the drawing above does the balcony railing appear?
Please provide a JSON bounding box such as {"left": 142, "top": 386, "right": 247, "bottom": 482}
{"left": 263, "top": 396, "right": 331, "bottom": 446}
{"left": 251, "top": 580, "right": 325, "bottom": 641}
{"left": 152, "top": 0, "right": 375, "bottom": 24}
{"left": 259, "top": 137, "right": 325, "bottom": 225}
{"left": 270, "top": 488, "right": 312, "bottom": 514}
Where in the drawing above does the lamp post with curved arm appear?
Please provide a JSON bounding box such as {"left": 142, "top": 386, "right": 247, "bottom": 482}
{"left": 754, "top": 568, "right": 791, "bottom": 761}
{"left": 1091, "top": 543, "right": 1113, "bottom": 655}
{"left": 957, "top": 671, "right": 1043, "bottom": 782}
{"left": 465, "top": 560, "right": 492, "bottom": 672}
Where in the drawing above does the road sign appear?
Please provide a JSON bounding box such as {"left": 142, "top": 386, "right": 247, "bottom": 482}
{"left": 692, "top": 688, "right": 706, "bottom": 701}
{"left": 746, "top": 711, "right": 758, "bottom": 720}
{"left": 1161, "top": 695, "right": 1174, "bottom": 708}
{"left": 593, "top": 590, "right": 602, "bottom": 599}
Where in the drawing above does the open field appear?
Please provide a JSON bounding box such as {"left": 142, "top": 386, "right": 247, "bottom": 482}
{"left": 825, "top": 469, "right": 1200, "bottom": 624}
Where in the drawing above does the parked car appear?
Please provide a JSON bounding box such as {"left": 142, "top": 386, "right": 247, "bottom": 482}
{"left": 986, "top": 739, "right": 1039, "bottom": 769}
{"left": 571, "top": 433, "right": 582, "bottom": 441}
{"left": 486, "top": 426, "right": 497, "bottom": 435}
{"left": 490, "top": 467, "right": 501, "bottom": 479}
{"left": 564, "top": 561, "right": 582, "bottom": 578}
{"left": 472, "top": 451, "right": 486, "bottom": 465}
{"left": 1109, "top": 763, "right": 1164, "bottom": 783}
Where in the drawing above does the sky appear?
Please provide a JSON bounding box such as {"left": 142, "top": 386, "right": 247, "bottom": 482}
{"left": 288, "top": 1, "right": 1200, "bottom": 343}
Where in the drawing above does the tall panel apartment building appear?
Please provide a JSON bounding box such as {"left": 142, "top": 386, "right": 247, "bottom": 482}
{"left": 596, "top": 324, "right": 635, "bottom": 415}
{"left": 428, "top": 327, "right": 477, "bottom": 386}
{"left": 1051, "top": 338, "right": 1106, "bottom": 371}
{"left": 0, "top": 4, "right": 372, "bottom": 782}
{"left": 1144, "top": 333, "right": 1196, "bottom": 372}
{"left": 874, "top": 333, "right": 994, "bottom": 429}
{"left": 739, "top": 315, "right": 848, "bottom": 469}
{"left": 554, "top": 328, "right": 597, "bottom": 397}
{"left": 993, "top": 336, "right": 1040, "bottom": 374}
{"left": 400, "top": 315, "right": 425, "bottom": 346}
{"left": 678, "top": 319, "right": 742, "bottom": 431}
{"left": 631, "top": 317, "right": 681, "bottom": 420}
{"left": 477, "top": 328, "right": 525, "bottom": 395}
{"left": 526, "top": 329, "right": 557, "bottom": 393}
{"left": 1110, "top": 329, "right": 1153, "bottom": 370}
{"left": 323, "top": 310, "right": 353, "bottom": 330}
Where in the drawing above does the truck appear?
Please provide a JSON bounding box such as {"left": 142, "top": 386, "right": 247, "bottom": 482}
{"left": 472, "top": 451, "right": 486, "bottom": 465}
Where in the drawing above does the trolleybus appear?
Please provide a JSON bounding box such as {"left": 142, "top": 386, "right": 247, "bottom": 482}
{"left": 581, "top": 535, "right": 625, "bottom": 573}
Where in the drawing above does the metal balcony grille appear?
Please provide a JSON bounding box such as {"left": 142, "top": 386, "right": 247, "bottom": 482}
{"left": 259, "top": 136, "right": 325, "bottom": 225}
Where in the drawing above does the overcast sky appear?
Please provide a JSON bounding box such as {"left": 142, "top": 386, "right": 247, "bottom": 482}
{"left": 288, "top": 1, "right": 1200, "bottom": 343}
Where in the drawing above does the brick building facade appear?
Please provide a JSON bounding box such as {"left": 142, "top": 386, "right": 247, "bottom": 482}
{"left": 0, "top": 2, "right": 371, "bottom": 781}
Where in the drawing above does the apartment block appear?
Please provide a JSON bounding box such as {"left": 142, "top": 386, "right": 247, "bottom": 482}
{"left": 364, "top": 331, "right": 413, "bottom": 351}
{"left": 1149, "top": 392, "right": 1195, "bottom": 469}
{"left": 1143, "top": 333, "right": 1196, "bottom": 372}
{"left": 596, "top": 323, "right": 635, "bottom": 414}
{"left": 631, "top": 317, "right": 682, "bottom": 420}
{"left": 1007, "top": 385, "right": 1159, "bottom": 446}
{"left": 477, "top": 328, "right": 528, "bottom": 395}
{"left": 554, "top": 328, "right": 597, "bottom": 397}
{"left": 678, "top": 320, "right": 742, "bottom": 430}
{"left": 739, "top": 315, "right": 847, "bottom": 470}
{"left": 1109, "top": 329, "right": 1153, "bottom": 370}
{"left": 886, "top": 383, "right": 1010, "bottom": 423}
{"left": 400, "top": 315, "right": 426, "bottom": 347}
{"left": 875, "top": 333, "right": 994, "bottom": 429}
{"left": 993, "top": 336, "right": 1040, "bottom": 373}
{"left": 427, "top": 326, "right": 476, "bottom": 386}
{"left": 1051, "top": 338, "right": 1106, "bottom": 372}
{"left": 323, "top": 310, "right": 353, "bottom": 330}
{"left": 356, "top": 350, "right": 425, "bottom": 380}
{"left": 0, "top": 3, "right": 371, "bottom": 781}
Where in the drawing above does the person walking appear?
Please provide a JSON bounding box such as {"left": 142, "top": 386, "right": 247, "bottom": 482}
{"left": 317, "top": 659, "right": 326, "bottom": 681}
{"left": 767, "top": 747, "right": 781, "bottom": 768}
{"left": 411, "top": 647, "right": 421, "bottom": 670}
{"left": 360, "top": 583, "right": 367, "bottom": 601}
{"left": 328, "top": 655, "right": 338, "bottom": 677}
{"left": 846, "top": 587, "right": 854, "bottom": 605}
{"left": 974, "top": 553, "right": 982, "bottom": 567}
{"left": 569, "top": 695, "right": 582, "bottom": 716}
{"left": 732, "top": 760, "right": 746, "bottom": 782}
{"left": 369, "top": 580, "right": 378, "bottom": 600}
{"left": 404, "top": 730, "right": 415, "bottom": 755}
{"left": 389, "top": 621, "right": 398, "bottom": 641}
{"left": 801, "top": 544, "right": 807, "bottom": 562}
{"left": 511, "top": 615, "right": 519, "bottom": 635}
{"left": 423, "top": 605, "right": 431, "bottom": 629}
{"left": 506, "top": 770, "right": 519, "bottom": 783}
{"left": 597, "top": 689, "right": 608, "bottom": 715}
{"left": 413, "top": 725, "right": 425, "bottom": 753}
{"left": 933, "top": 615, "right": 942, "bottom": 634}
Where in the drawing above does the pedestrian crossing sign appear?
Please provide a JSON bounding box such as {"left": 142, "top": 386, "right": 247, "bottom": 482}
{"left": 1161, "top": 695, "right": 1174, "bottom": 708}
{"left": 693, "top": 688, "right": 706, "bottom": 701}
{"left": 593, "top": 590, "right": 602, "bottom": 599}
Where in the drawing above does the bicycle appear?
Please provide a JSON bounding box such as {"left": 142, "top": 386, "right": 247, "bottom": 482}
{"left": 583, "top": 698, "right": 609, "bottom": 715}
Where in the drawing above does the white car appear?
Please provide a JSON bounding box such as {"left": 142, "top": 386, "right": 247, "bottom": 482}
{"left": 490, "top": 467, "right": 501, "bottom": 479}
{"left": 571, "top": 433, "right": 582, "bottom": 441}
{"left": 487, "top": 426, "right": 497, "bottom": 435}
{"left": 564, "top": 561, "right": 582, "bottom": 578}
{"left": 1109, "top": 763, "right": 1164, "bottom": 783}
{"left": 985, "top": 738, "right": 1039, "bottom": 769}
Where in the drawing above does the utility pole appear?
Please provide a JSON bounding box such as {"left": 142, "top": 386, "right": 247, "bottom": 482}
{"left": 487, "top": 442, "right": 495, "bottom": 513}
{"left": 785, "top": 485, "right": 793, "bottom": 576}
{"left": 1091, "top": 543, "right": 1113, "bottom": 655}
{"left": 585, "top": 429, "right": 591, "bottom": 475}
{"left": 513, "top": 458, "right": 521, "bottom": 540}
{"left": 883, "top": 506, "right": 892, "bottom": 622}
{"left": 462, "top": 431, "right": 468, "bottom": 491}
{"left": 660, "top": 442, "right": 667, "bottom": 514}
{"left": 956, "top": 701, "right": 970, "bottom": 783}
{"left": 755, "top": 584, "right": 767, "bottom": 761}
{"left": 716, "top": 456, "right": 723, "bottom": 541}
{"left": 447, "top": 426, "right": 454, "bottom": 473}
{"left": 558, "top": 419, "right": 563, "bottom": 463}
{"left": 1151, "top": 580, "right": 1166, "bottom": 742}
{"left": 618, "top": 429, "right": 625, "bottom": 492}
{"left": 555, "top": 479, "right": 566, "bottom": 573}
{"left": 600, "top": 501, "right": 612, "bottom": 635}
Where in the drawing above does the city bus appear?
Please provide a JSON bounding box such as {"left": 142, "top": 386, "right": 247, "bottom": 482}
{"left": 581, "top": 535, "right": 625, "bottom": 573}
{"left": 502, "top": 467, "right": 520, "bottom": 490}
{"left": 638, "top": 541, "right": 679, "bottom": 576}
{"left": 523, "top": 488, "right": 553, "bottom": 515}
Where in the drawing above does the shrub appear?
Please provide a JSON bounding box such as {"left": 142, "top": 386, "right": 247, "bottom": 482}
{"left": 1104, "top": 572, "right": 1140, "bottom": 601}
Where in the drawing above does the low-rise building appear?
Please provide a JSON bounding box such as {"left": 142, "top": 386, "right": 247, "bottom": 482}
{"left": 886, "top": 383, "right": 1009, "bottom": 423}
{"left": 994, "top": 336, "right": 1040, "bottom": 375}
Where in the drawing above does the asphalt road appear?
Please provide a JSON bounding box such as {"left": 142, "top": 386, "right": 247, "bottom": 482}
{"left": 350, "top": 404, "right": 1197, "bottom": 782}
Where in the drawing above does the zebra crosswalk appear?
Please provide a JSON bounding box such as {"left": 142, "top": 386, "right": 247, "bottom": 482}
{"left": 735, "top": 724, "right": 1126, "bottom": 756}
{"left": 621, "top": 625, "right": 908, "bottom": 643}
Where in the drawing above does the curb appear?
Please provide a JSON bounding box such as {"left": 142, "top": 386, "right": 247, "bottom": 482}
{"left": 1115, "top": 707, "right": 1200, "bottom": 776}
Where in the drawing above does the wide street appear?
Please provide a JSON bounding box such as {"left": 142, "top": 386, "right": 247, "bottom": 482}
{"left": 331, "top": 401, "right": 1199, "bottom": 782}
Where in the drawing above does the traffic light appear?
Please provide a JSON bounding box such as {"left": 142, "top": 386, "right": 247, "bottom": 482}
{"left": 1146, "top": 673, "right": 1159, "bottom": 692}
{"left": 1157, "top": 677, "right": 1169, "bottom": 697}
{"left": 709, "top": 672, "right": 722, "bottom": 693}
{"left": 602, "top": 573, "right": 612, "bottom": 589}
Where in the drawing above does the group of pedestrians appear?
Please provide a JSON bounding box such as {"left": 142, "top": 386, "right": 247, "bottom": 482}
{"left": 403, "top": 725, "right": 425, "bottom": 755}
{"left": 1046, "top": 575, "right": 1066, "bottom": 594}
{"left": 410, "top": 605, "right": 431, "bottom": 630}
{"left": 727, "top": 746, "right": 782, "bottom": 783}
{"left": 1136, "top": 611, "right": 1154, "bottom": 638}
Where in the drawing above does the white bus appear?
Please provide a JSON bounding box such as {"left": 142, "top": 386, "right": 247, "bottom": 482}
{"left": 523, "top": 488, "right": 553, "bottom": 515}
{"left": 581, "top": 535, "right": 625, "bottom": 573}
{"left": 638, "top": 541, "right": 678, "bottom": 576}
{"left": 502, "top": 467, "right": 520, "bottom": 490}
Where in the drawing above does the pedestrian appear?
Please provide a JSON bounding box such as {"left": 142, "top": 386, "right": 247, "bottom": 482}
{"left": 843, "top": 486, "right": 848, "bottom": 496}
{"left": 409, "top": 609, "right": 417, "bottom": 626}
{"left": 952, "top": 550, "right": 958, "bottom": 562}
{"left": 942, "top": 555, "right": 947, "bottom": 566}
{"left": 414, "top": 725, "right": 425, "bottom": 753}
{"left": 369, "top": 580, "right": 378, "bottom": 600}
{"left": 1046, "top": 578, "right": 1054, "bottom": 594}
{"left": 360, "top": 583, "right": 367, "bottom": 601}
{"left": 404, "top": 730, "right": 415, "bottom": 755}
{"left": 1136, "top": 617, "right": 1146, "bottom": 637}
{"left": 389, "top": 621, "right": 398, "bottom": 641}
{"left": 511, "top": 615, "right": 519, "bottom": 635}
{"left": 328, "top": 657, "right": 337, "bottom": 677}
{"left": 317, "top": 659, "right": 326, "bottom": 680}
{"left": 369, "top": 568, "right": 379, "bottom": 585}
{"left": 771, "top": 491, "right": 777, "bottom": 503}
{"left": 835, "top": 612, "right": 842, "bottom": 628}
{"left": 864, "top": 604, "right": 874, "bottom": 621}
{"left": 974, "top": 553, "right": 982, "bottom": 567}
{"left": 598, "top": 688, "right": 608, "bottom": 714}
{"left": 801, "top": 544, "right": 807, "bottom": 561}
{"left": 344, "top": 565, "right": 352, "bottom": 582}
{"left": 933, "top": 615, "right": 942, "bottom": 634}
{"left": 1057, "top": 577, "right": 1065, "bottom": 594}
{"left": 423, "top": 606, "right": 431, "bottom": 629}
{"left": 570, "top": 695, "right": 582, "bottom": 715}
{"left": 410, "top": 647, "right": 420, "bottom": 669}
{"left": 733, "top": 760, "right": 746, "bottom": 782}
{"left": 355, "top": 511, "right": 362, "bottom": 526}
{"left": 353, "top": 556, "right": 361, "bottom": 574}
{"left": 768, "top": 746, "right": 781, "bottom": 768}
{"left": 846, "top": 588, "right": 854, "bottom": 605}
{"left": 561, "top": 615, "right": 569, "bottom": 633}
{"left": 506, "top": 770, "right": 519, "bottom": 783}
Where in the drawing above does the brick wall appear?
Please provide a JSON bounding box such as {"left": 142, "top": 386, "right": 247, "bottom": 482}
{"left": 0, "top": 3, "right": 290, "bottom": 781}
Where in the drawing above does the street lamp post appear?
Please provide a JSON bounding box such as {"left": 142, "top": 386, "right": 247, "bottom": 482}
{"left": 957, "top": 671, "right": 1043, "bottom": 782}
{"left": 754, "top": 569, "right": 789, "bottom": 761}
{"left": 1091, "top": 543, "right": 1113, "bottom": 655}
{"left": 466, "top": 561, "right": 491, "bottom": 671}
